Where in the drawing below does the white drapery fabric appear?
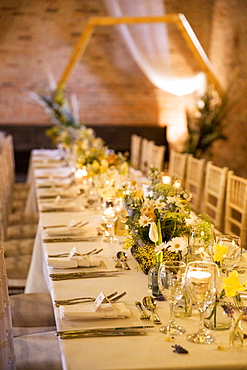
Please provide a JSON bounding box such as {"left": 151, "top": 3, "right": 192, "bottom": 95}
{"left": 103, "top": 0, "right": 205, "bottom": 96}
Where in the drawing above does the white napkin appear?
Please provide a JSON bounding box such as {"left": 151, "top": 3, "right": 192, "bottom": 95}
{"left": 47, "top": 255, "right": 101, "bottom": 269}
{"left": 40, "top": 200, "right": 80, "bottom": 211}
{"left": 35, "top": 167, "right": 72, "bottom": 178}
{"left": 45, "top": 226, "right": 86, "bottom": 237}
{"left": 60, "top": 302, "right": 131, "bottom": 320}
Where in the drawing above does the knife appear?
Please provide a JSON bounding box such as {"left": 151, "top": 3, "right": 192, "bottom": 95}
{"left": 43, "top": 236, "right": 101, "bottom": 243}
{"left": 57, "top": 331, "right": 147, "bottom": 339}
{"left": 41, "top": 208, "right": 83, "bottom": 213}
{"left": 50, "top": 270, "right": 119, "bottom": 281}
{"left": 56, "top": 325, "right": 154, "bottom": 336}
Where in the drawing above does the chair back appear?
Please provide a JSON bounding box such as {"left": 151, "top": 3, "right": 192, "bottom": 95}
{"left": 185, "top": 155, "right": 206, "bottom": 214}
{"left": 202, "top": 162, "right": 230, "bottom": 232}
{"left": 150, "top": 144, "right": 165, "bottom": 170}
{"left": 130, "top": 134, "right": 142, "bottom": 170}
{"left": 168, "top": 149, "right": 187, "bottom": 188}
{"left": 139, "top": 139, "right": 154, "bottom": 175}
{"left": 224, "top": 172, "right": 247, "bottom": 249}
{"left": 0, "top": 244, "right": 16, "bottom": 369}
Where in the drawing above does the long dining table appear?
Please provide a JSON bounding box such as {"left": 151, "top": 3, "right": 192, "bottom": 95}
{"left": 24, "top": 149, "right": 247, "bottom": 370}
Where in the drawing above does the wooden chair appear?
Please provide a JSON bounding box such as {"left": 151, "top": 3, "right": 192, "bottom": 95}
{"left": 0, "top": 245, "right": 61, "bottom": 370}
{"left": 139, "top": 138, "right": 154, "bottom": 175}
{"left": 168, "top": 149, "right": 187, "bottom": 188}
{"left": 224, "top": 172, "right": 247, "bottom": 249}
{"left": 185, "top": 155, "right": 206, "bottom": 214}
{"left": 201, "top": 162, "right": 231, "bottom": 232}
{"left": 130, "top": 134, "right": 142, "bottom": 170}
{"left": 150, "top": 143, "right": 166, "bottom": 170}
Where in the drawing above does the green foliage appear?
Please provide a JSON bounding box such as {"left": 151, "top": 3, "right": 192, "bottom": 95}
{"left": 184, "top": 85, "right": 236, "bottom": 159}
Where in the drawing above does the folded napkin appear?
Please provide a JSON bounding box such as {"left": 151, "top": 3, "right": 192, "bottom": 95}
{"left": 45, "top": 226, "right": 86, "bottom": 237}
{"left": 47, "top": 255, "right": 101, "bottom": 269}
{"left": 40, "top": 200, "right": 80, "bottom": 211}
{"left": 39, "top": 189, "right": 76, "bottom": 198}
{"left": 60, "top": 302, "right": 131, "bottom": 320}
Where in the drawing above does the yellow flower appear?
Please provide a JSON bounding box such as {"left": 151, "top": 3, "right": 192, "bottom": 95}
{"left": 222, "top": 271, "right": 245, "bottom": 298}
{"left": 149, "top": 222, "right": 158, "bottom": 244}
{"left": 213, "top": 243, "right": 228, "bottom": 263}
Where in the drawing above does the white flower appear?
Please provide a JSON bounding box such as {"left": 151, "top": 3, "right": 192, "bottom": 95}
{"left": 154, "top": 199, "right": 165, "bottom": 210}
{"left": 194, "top": 247, "right": 210, "bottom": 261}
{"left": 164, "top": 237, "right": 188, "bottom": 257}
{"left": 166, "top": 196, "right": 177, "bottom": 205}
{"left": 139, "top": 215, "right": 152, "bottom": 227}
{"left": 149, "top": 222, "right": 159, "bottom": 244}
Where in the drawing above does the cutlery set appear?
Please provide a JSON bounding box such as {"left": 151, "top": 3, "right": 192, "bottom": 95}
{"left": 135, "top": 297, "right": 162, "bottom": 324}
{"left": 113, "top": 251, "right": 131, "bottom": 270}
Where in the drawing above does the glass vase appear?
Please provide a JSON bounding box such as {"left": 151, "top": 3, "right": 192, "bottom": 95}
{"left": 229, "top": 316, "right": 244, "bottom": 348}
{"left": 174, "top": 290, "right": 192, "bottom": 318}
{"left": 204, "top": 301, "right": 231, "bottom": 331}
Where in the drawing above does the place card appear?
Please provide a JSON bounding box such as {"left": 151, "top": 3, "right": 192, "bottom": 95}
{"left": 93, "top": 292, "right": 109, "bottom": 311}
{"left": 68, "top": 247, "right": 78, "bottom": 260}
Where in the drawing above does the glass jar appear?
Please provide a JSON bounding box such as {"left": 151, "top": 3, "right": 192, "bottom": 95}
{"left": 204, "top": 301, "right": 231, "bottom": 330}
{"left": 174, "top": 290, "right": 192, "bottom": 318}
{"left": 229, "top": 316, "right": 244, "bottom": 348}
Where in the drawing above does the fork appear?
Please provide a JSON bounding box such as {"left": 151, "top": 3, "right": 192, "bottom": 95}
{"left": 54, "top": 291, "right": 126, "bottom": 306}
{"left": 135, "top": 301, "right": 151, "bottom": 320}
{"left": 48, "top": 248, "right": 103, "bottom": 258}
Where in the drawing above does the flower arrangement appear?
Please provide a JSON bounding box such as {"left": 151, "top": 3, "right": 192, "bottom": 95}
{"left": 122, "top": 167, "right": 192, "bottom": 272}
{"left": 31, "top": 87, "right": 85, "bottom": 149}
{"left": 204, "top": 262, "right": 247, "bottom": 331}
{"left": 32, "top": 87, "right": 129, "bottom": 177}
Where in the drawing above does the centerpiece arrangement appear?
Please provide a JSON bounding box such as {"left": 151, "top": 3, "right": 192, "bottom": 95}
{"left": 122, "top": 167, "right": 193, "bottom": 273}
{"left": 32, "top": 87, "right": 129, "bottom": 187}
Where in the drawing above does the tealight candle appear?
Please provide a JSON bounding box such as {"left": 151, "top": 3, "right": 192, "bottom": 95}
{"left": 162, "top": 175, "right": 171, "bottom": 184}
{"left": 189, "top": 270, "right": 211, "bottom": 295}
{"left": 75, "top": 168, "right": 88, "bottom": 184}
{"left": 103, "top": 207, "right": 115, "bottom": 219}
{"left": 173, "top": 179, "right": 181, "bottom": 190}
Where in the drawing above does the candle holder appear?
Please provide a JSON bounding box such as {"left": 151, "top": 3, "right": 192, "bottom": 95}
{"left": 185, "top": 261, "right": 219, "bottom": 344}
{"left": 101, "top": 197, "right": 118, "bottom": 243}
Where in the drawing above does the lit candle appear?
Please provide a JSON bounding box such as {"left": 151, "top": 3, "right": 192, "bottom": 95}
{"left": 162, "top": 175, "right": 171, "bottom": 184}
{"left": 189, "top": 270, "right": 211, "bottom": 295}
{"left": 75, "top": 168, "right": 88, "bottom": 184}
{"left": 173, "top": 179, "right": 181, "bottom": 190}
{"left": 103, "top": 207, "right": 115, "bottom": 220}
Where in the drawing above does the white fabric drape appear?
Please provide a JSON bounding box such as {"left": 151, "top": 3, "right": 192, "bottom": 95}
{"left": 103, "top": 0, "right": 205, "bottom": 96}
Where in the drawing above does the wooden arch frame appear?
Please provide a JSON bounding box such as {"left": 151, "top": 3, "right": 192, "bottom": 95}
{"left": 57, "top": 13, "right": 224, "bottom": 96}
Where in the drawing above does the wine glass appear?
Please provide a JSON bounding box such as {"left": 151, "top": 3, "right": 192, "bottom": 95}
{"left": 189, "top": 227, "right": 216, "bottom": 261}
{"left": 185, "top": 261, "right": 219, "bottom": 344}
{"left": 158, "top": 261, "right": 186, "bottom": 335}
{"left": 217, "top": 235, "right": 242, "bottom": 275}
{"left": 101, "top": 197, "right": 119, "bottom": 243}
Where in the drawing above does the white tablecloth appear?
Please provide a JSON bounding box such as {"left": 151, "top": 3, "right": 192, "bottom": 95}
{"left": 25, "top": 149, "right": 247, "bottom": 370}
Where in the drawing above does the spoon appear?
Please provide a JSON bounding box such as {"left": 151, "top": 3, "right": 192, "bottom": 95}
{"left": 142, "top": 296, "right": 161, "bottom": 325}
{"left": 112, "top": 256, "right": 122, "bottom": 268}
{"left": 117, "top": 251, "right": 130, "bottom": 270}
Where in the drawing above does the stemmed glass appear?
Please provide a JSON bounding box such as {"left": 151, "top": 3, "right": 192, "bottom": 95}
{"left": 217, "top": 235, "right": 242, "bottom": 275}
{"left": 189, "top": 228, "right": 216, "bottom": 261}
{"left": 158, "top": 261, "right": 186, "bottom": 335}
{"left": 101, "top": 197, "right": 119, "bottom": 243}
{"left": 185, "top": 261, "right": 219, "bottom": 344}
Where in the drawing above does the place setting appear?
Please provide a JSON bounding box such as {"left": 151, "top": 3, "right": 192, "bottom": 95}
{"left": 42, "top": 218, "right": 103, "bottom": 243}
